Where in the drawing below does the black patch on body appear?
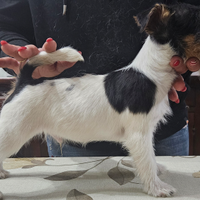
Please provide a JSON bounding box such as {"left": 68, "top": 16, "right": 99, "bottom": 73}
{"left": 104, "top": 68, "right": 156, "bottom": 114}
{"left": 4, "top": 64, "right": 42, "bottom": 105}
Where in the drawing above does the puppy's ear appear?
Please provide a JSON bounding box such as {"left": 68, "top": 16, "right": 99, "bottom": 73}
{"left": 134, "top": 8, "right": 152, "bottom": 32}
{"left": 134, "top": 4, "right": 172, "bottom": 35}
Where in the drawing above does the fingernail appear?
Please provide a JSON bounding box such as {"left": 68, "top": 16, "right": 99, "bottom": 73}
{"left": 181, "top": 86, "right": 187, "bottom": 92}
{"left": 175, "top": 99, "right": 180, "bottom": 104}
{"left": 46, "top": 38, "right": 53, "bottom": 42}
{"left": 18, "top": 46, "right": 27, "bottom": 52}
{"left": 0, "top": 40, "right": 7, "bottom": 46}
{"left": 173, "top": 60, "right": 180, "bottom": 67}
{"left": 190, "top": 59, "right": 197, "bottom": 65}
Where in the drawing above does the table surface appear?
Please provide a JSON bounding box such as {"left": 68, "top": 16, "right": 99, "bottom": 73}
{"left": 0, "top": 156, "right": 200, "bottom": 200}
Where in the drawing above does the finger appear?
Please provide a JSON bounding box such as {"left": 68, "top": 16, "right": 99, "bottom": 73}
{"left": 170, "top": 56, "right": 187, "bottom": 74}
{"left": 168, "top": 87, "right": 179, "bottom": 103}
{"left": 32, "top": 63, "right": 60, "bottom": 79}
{"left": 18, "top": 45, "right": 40, "bottom": 59}
{"left": 41, "top": 38, "right": 57, "bottom": 53}
{"left": 172, "top": 75, "right": 187, "bottom": 92}
{"left": 56, "top": 61, "right": 76, "bottom": 73}
{"left": 0, "top": 57, "right": 20, "bottom": 74}
{"left": 186, "top": 57, "right": 200, "bottom": 72}
{"left": 1, "top": 41, "right": 23, "bottom": 61}
{"left": 32, "top": 61, "right": 76, "bottom": 79}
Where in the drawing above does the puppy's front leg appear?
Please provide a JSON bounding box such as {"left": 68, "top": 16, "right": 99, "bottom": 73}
{"left": 124, "top": 131, "right": 176, "bottom": 197}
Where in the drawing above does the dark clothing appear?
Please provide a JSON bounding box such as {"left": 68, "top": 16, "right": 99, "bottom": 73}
{"left": 0, "top": 0, "right": 195, "bottom": 148}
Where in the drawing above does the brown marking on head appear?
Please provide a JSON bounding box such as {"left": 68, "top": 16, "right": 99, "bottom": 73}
{"left": 159, "top": 4, "right": 171, "bottom": 22}
{"left": 133, "top": 16, "right": 141, "bottom": 27}
{"left": 145, "top": 4, "right": 172, "bottom": 34}
{"left": 150, "top": 4, "right": 171, "bottom": 21}
{"left": 183, "top": 34, "right": 200, "bottom": 60}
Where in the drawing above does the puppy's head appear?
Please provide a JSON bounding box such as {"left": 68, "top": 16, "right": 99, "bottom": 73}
{"left": 134, "top": 3, "right": 200, "bottom": 60}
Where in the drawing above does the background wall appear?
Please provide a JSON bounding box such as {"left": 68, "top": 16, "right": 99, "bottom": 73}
{"left": 0, "top": 68, "right": 10, "bottom": 77}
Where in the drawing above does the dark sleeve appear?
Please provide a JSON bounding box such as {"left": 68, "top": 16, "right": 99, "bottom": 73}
{"left": 178, "top": 0, "right": 200, "bottom": 6}
{"left": 0, "top": 0, "right": 35, "bottom": 76}
{"left": 165, "top": 0, "right": 200, "bottom": 5}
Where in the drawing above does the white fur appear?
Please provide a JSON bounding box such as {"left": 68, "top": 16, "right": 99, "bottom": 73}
{"left": 28, "top": 47, "right": 84, "bottom": 66}
{"left": 0, "top": 37, "right": 177, "bottom": 197}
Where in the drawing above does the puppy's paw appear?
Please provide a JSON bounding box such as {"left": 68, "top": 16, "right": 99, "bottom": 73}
{"left": 157, "top": 163, "right": 166, "bottom": 176}
{"left": 144, "top": 180, "right": 176, "bottom": 197}
{"left": 0, "top": 169, "right": 9, "bottom": 179}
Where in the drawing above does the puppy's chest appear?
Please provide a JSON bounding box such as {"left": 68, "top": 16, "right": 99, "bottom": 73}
{"left": 149, "top": 95, "right": 172, "bottom": 126}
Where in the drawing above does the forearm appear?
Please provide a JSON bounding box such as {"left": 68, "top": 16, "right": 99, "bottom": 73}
{"left": 0, "top": 0, "right": 34, "bottom": 75}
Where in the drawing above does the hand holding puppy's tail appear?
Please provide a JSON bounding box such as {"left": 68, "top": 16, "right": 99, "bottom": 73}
{"left": 28, "top": 47, "right": 84, "bottom": 67}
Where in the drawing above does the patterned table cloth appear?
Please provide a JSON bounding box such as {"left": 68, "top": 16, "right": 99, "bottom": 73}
{"left": 0, "top": 156, "right": 200, "bottom": 200}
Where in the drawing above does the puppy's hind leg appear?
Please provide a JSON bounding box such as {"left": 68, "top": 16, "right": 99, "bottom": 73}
{"left": 0, "top": 102, "right": 39, "bottom": 179}
{"left": 124, "top": 130, "right": 176, "bottom": 197}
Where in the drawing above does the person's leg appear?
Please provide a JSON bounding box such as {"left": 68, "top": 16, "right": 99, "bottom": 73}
{"left": 46, "top": 135, "right": 128, "bottom": 157}
{"left": 46, "top": 135, "right": 62, "bottom": 157}
{"left": 47, "top": 125, "right": 189, "bottom": 157}
{"left": 154, "top": 125, "right": 189, "bottom": 156}
{"left": 61, "top": 141, "right": 128, "bottom": 157}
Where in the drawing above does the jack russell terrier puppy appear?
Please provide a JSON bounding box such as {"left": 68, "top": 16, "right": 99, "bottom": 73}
{"left": 0, "top": 3, "right": 199, "bottom": 198}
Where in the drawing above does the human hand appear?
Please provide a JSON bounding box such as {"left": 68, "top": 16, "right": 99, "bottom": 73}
{"left": 169, "top": 56, "right": 200, "bottom": 103}
{"left": 0, "top": 38, "right": 78, "bottom": 79}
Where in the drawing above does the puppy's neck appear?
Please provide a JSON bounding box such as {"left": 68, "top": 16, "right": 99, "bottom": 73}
{"left": 130, "top": 36, "right": 177, "bottom": 88}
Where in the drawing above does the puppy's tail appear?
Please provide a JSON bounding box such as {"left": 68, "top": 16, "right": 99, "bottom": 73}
{"left": 28, "top": 46, "right": 84, "bottom": 67}
{"left": 19, "top": 46, "right": 84, "bottom": 80}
